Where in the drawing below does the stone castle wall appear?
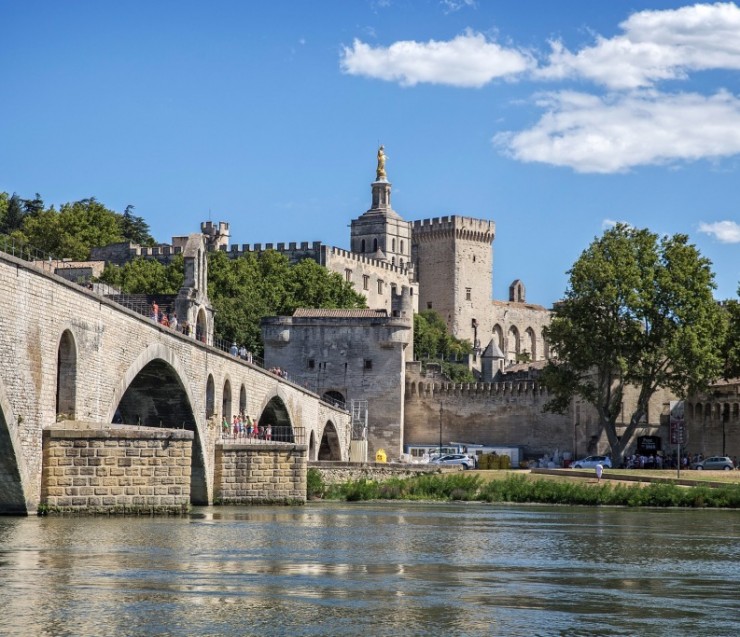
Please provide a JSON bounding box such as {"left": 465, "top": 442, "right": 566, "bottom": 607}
{"left": 404, "top": 378, "right": 577, "bottom": 458}
{"left": 214, "top": 442, "right": 307, "bottom": 504}
{"left": 40, "top": 426, "right": 193, "bottom": 513}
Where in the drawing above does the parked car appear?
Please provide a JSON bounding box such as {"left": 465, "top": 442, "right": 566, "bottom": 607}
{"left": 429, "top": 454, "right": 475, "bottom": 470}
{"left": 692, "top": 456, "right": 735, "bottom": 471}
{"left": 572, "top": 455, "right": 612, "bottom": 469}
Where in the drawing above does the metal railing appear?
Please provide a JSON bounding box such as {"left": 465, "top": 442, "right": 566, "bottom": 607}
{"left": 219, "top": 425, "right": 305, "bottom": 445}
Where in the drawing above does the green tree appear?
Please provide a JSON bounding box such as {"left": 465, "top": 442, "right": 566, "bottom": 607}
{"left": 207, "top": 250, "right": 366, "bottom": 356}
{"left": 99, "top": 254, "right": 184, "bottom": 294}
{"left": 414, "top": 310, "right": 474, "bottom": 381}
{"left": 541, "top": 224, "right": 726, "bottom": 467}
{"left": 22, "top": 193, "right": 45, "bottom": 217}
{"left": 120, "top": 205, "right": 155, "bottom": 246}
{"left": 723, "top": 288, "right": 740, "bottom": 379}
{"left": 22, "top": 197, "right": 125, "bottom": 260}
{"left": 0, "top": 193, "right": 26, "bottom": 234}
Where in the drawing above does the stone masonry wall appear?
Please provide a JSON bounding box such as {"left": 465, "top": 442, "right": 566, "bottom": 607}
{"left": 214, "top": 443, "right": 307, "bottom": 504}
{"left": 309, "top": 461, "right": 448, "bottom": 485}
{"left": 41, "top": 426, "right": 193, "bottom": 514}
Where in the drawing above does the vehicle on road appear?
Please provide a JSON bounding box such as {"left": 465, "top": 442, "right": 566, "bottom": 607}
{"left": 429, "top": 454, "right": 476, "bottom": 470}
{"left": 572, "top": 455, "right": 612, "bottom": 469}
{"left": 692, "top": 456, "right": 735, "bottom": 471}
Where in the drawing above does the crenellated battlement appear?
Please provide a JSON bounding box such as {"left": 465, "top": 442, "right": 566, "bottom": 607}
{"left": 217, "top": 240, "right": 325, "bottom": 262}
{"left": 328, "top": 246, "right": 414, "bottom": 275}
{"left": 129, "top": 245, "right": 183, "bottom": 259}
{"left": 405, "top": 379, "right": 546, "bottom": 400}
{"left": 412, "top": 215, "right": 495, "bottom": 244}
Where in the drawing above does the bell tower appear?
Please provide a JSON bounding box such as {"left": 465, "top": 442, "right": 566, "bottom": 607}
{"left": 350, "top": 146, "right": 412, "bottom": 269}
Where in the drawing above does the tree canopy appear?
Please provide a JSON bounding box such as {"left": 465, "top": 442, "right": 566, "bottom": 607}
{"left": 0, "top": 191, "right": 155, "bottom": 260}
{"left": 541, "top": 224, "right": 726, "bottom": 466}
{"left": 414, "top": 310, "right": 474, "bottom": 382}
{"left": 99, "top": 249, "right": 367, "bottom": 356}
{"left": 723, "top": 289, "right": 740, "bottom": 379}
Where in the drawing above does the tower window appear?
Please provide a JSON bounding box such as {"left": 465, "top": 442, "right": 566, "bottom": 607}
{"left": 400, "top": 240, "right": 404, "bottom": 253}
{"left": 392, "top": 238, "right": 396, "bottom": 252}
{"left": 427, "top": 302, "right": 433, "bottom": 309}
{"left": 307, "top": 359, "right": 315, "bottom": 369}
{"left": 378, "top": 280, "right": 384, "bottom": 294}
{"left": 466, "top": 288, "right": 472, "bottom": 301}
{"left": 345, "top": 269, "right": 352, "bottom": 282}
{"left": 363, "top": 275, "right": 369, "bottom": 290}
{"left": 373, "top": 238, "right": 378, "bottom": 252}
{"left": 361, "top": 239, "right": 366, "bottom": 252}
{"left": 363, "top": 359, "right": 373, "bottom": 370}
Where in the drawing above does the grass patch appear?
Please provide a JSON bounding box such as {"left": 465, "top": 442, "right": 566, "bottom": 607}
{"left": 323, "top": 473, "right": 740, "bottom": 508}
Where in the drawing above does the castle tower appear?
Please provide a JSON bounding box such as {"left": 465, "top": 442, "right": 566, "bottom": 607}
{"left": 350, "top": 146, "right": 412, "bottom": 270}
{"left": 412, "top": 216, "right": 495, "bottom": 347}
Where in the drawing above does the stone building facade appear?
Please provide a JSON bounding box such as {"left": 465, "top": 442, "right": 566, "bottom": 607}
{"left": 262, "top": 291, "right": 414, "bottom": 459}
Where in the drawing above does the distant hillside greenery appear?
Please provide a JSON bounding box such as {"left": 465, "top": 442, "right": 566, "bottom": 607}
{"left": 100, "top": 249, "right": 366, "bottom": 356}
{"left": 0, "top": 192, "right": 154, "bottom": 260}
{"left": 414, "top": 310, "right": 474, "bottom": 383}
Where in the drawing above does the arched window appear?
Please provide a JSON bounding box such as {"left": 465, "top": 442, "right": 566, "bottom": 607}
{"left": 361, "top": 239, "right": 366, "bottom": 252}
{"left": 373, "top": 238, "right": 378, "bottom": 252}
{"left": 391, "top": 238, "right": 396, "bottom": 252}
{"left": 525, "top": 327, "right": 537, "bottom": 360}
{"left": 400, "top": 240, "right": 404, "bottom": 254}
{"left": 507, "top": 326, "right": 520, "bottom": 362}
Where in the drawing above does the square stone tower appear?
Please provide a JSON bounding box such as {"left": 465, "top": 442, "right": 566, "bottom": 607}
{"left": 411, "top": 216, "right": 496, "bottom": 348}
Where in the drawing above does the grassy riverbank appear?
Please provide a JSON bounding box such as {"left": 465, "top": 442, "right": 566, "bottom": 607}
{"left": 309, "top": 470, "right": 740, "bottom": 508}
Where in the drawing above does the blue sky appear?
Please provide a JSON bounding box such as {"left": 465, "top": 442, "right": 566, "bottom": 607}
{"left": 1, "top": 0, "right": 738, "bottom": 306}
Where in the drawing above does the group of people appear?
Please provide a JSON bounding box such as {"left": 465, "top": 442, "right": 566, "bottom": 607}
{"left": 222, "top": 413, "right": 272, "bottom": 440}
{"left": 229, "top": 342, "right": 254, "bottom": 363}
{"left": 624, "top": 453, "right": 667, "bottom": 469}
{"left": 150, "top": 301, "right": 190, "bottom": 335}
{"left": 269, "top": 367, "right": 288, "bottom": 379}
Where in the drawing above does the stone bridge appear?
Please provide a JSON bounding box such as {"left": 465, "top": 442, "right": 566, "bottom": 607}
{"left": 0, "top": 250, "right": 351, "bottom": 514}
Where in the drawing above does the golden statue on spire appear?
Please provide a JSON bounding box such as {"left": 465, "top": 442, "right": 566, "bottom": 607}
{"left": 376, "top": 145, "right": 387, "bottom": 181}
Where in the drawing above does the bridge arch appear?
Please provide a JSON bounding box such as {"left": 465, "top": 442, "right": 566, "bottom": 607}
{"left": 55, "top": 329, "right": 77, "bottom": 420}
{"left": 106, "top": 343, "right": 212, "bottom": 505}
{"left": 0, "top": 374, "right": 34, "bottom": 514}
{"left": 318, "top": 420, "right": 341, "bottom": 460}
{"left": 322, "top": 390, "right": 345, "bottom": 408}
{"left": 257, "top": 394, "right": 294, "bottom": 443}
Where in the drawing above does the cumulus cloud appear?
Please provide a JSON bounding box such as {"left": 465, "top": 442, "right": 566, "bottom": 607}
{"left": 340, "top": 31, "right": 532, "bottom": 87}
{"left": 536, "top": 2, "right": 740, "bottom": 89}
{"left": 698, "top": 220, "right": 740, "bottom": 242}
{"left": 494, "top": 89, "right": 740, "bottom": 173}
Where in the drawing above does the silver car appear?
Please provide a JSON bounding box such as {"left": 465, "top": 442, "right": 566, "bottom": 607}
{"left": 430, "top": 454, "right": 475, "bottom": 470}
{"left": 572, "top": 455, "right": 612, "bottom": 469}
{"left": 693, "top": 456, "right": 735, "bottom": 471}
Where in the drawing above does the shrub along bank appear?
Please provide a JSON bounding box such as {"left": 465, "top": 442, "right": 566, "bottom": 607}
{"left": 308, "top": 470, "right": 740, "bottom": 508}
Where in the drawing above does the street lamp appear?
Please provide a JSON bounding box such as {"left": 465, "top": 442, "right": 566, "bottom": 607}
{"left": 439, "top": 401, "right": 443, "bottom": 456}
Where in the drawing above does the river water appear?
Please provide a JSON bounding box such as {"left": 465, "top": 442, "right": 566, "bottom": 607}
{"left": 0, "top": 503, "right": 738, "bottom": 637}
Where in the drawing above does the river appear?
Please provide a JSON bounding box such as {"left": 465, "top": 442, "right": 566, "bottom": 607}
{"left": 0, "top": 503, "right": 738, "bottom": 636}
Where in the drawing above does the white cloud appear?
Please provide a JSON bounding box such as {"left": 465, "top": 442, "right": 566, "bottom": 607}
{"left": 601, "top": 218, "right": 632, "bottom": 230}
{"left": 536, "top": 2, "right": 740, "bottom": 89}
{"left": 698, "top": 220, "right": 740, "bottom": 242}
{"left": 441, "top": 0, "right": 476, "bottom": 13}
{"left": 340, "top": 31, "right": 532, "bottom": 87}
{"left": 494, "top": 89, "right": 740, "bottom": 173}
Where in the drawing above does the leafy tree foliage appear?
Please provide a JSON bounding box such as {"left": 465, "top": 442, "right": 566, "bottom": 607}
{"left": 22, "top": 198, "right": 125, "bottom": 260}
{"left": 100, "top": 249, "right": 367, "bottom": 356}
{"left": 723, "top": 289, "right": 740, "bottom": 379}
{"left": 99, "top": 254, "right": 184, "bottom": 294}
{"left": 120, "top": 205, "right": 155, "bottom": 246}
{"left": 414, "top": 310, "right": 474, "bottom": 382}
{"left": 0, "top": 193, "right": 26, "bottom": 235}
{"left": 208, "top": 250, "right": 366, "bottom": 355}
{"left": 541, "top": 224, "right": 726, "bottom": 466}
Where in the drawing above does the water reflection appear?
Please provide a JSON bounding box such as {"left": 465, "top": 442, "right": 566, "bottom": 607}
{"left": 0, "top": 504, "right": 738, "bottom": 636}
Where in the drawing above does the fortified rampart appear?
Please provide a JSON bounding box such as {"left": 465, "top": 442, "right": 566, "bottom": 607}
{"left": 404, "top": 372, "right": 578, "bottom": 458}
